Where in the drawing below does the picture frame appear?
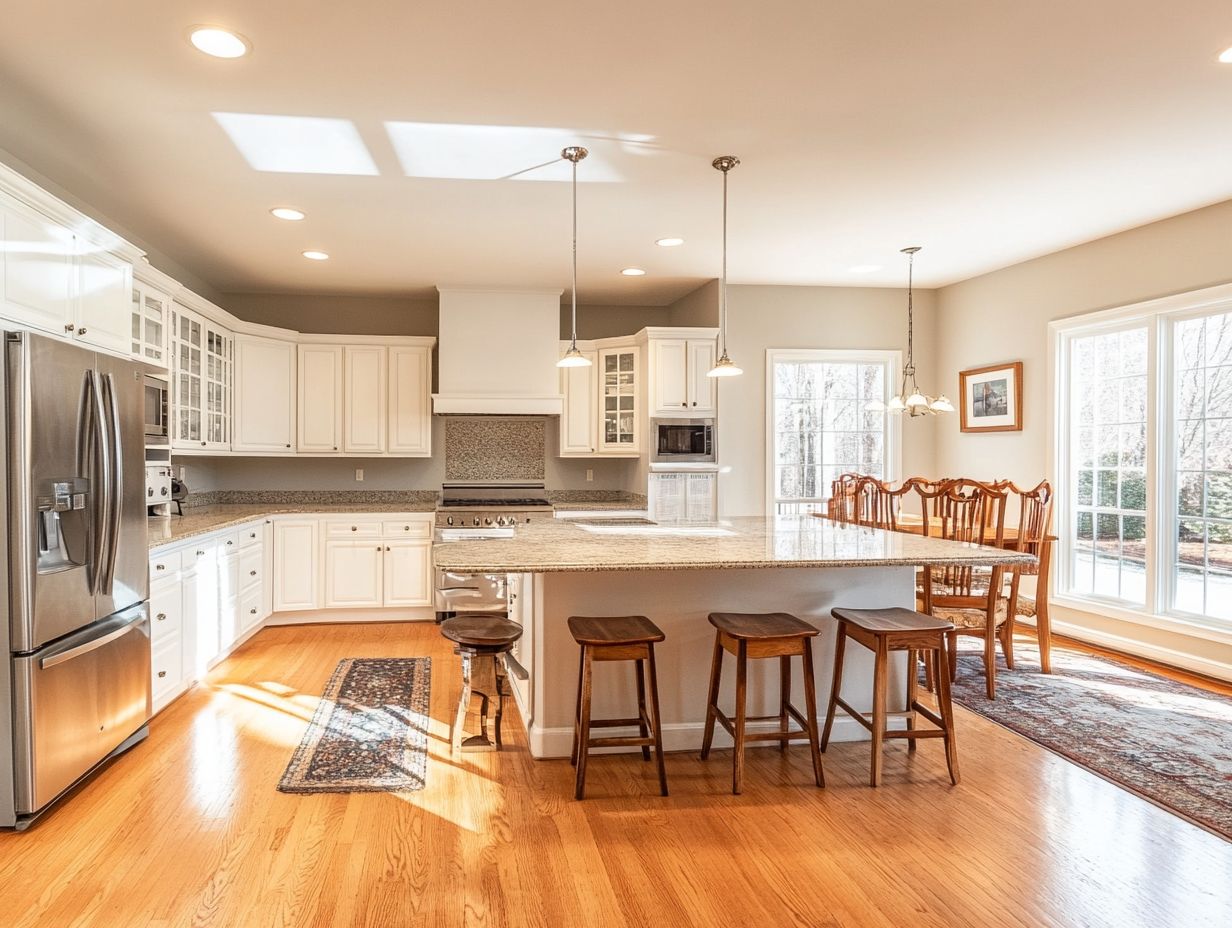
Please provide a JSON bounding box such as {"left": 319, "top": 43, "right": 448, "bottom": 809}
{"left": 959, "top": 361, "right": 1023, "bottom": 433}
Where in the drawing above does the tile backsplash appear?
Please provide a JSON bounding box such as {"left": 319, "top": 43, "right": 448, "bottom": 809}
{"left": 444, "top": 417, "right": 545, "bottom": 481}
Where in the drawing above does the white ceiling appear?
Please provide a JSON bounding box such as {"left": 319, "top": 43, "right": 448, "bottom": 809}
{"left": 1, "top": 1, "right": 1230, "bottom": 304}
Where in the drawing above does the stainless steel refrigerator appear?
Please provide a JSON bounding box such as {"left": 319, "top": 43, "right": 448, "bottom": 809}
{"left": 1, "top": 331, "right": 151, "bottom": 829}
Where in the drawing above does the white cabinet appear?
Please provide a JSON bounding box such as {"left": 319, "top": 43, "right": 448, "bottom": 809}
{"left": 648, "top": 471, "right": 717, "bottom": 522}
{"left": 234, "top": 335, "right": 296, "bottom": 453}
{"left": 170, "top": 303, "right": 233, "bottom": 451}
{"left": 344, "top": 346, "right": 387, "bottom": 454}
{"left": 559, "top": 345, "right": 598, "bottom": 456}
{"left": 324, "top": 540, "right": 385, "bottom": 608}
{"left": 0, "top": 200, "right": 75, "bottom": 335}
{"left": 131, "top": 279, "right": 170, "bottom": 367}
{"left": 298, "top": 345, "right": 343, "bottom": 453}
{"left": 273, "top": 519, "right": 320, "bottom": 612}
{"left": 598, "top": 346, "right": 640, "bottom": 454}
{"left": 651, "top": 336, "right": 717, "bottom": 417}
{"left": 74, "top": 249, "right": 132, "bottom": 354}
{"left": 384, "top": 540, "right": 433, "bottom": 606}
{"left": 387, "top": 345, "right": 431, "bottom": 455}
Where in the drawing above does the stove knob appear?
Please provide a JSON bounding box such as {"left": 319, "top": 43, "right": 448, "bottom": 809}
{"left": 484, "top": 517, "right": 492, "bottom": 525}
{"left": 473, "top": 517, "right": 480, "bottom": 526}
{"left": 447, "top": 516, "right": 454, "bottom": 526}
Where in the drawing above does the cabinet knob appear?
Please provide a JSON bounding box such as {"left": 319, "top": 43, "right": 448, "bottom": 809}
{"left": 333, "top": 446, "right": 338, "bottom": 451}
{"left": 156, "top": 613, "right": 167, "bottom": 621}
{"left": 386, "top": 546, "right": 391, "bottom": 552}
{"left": 201, "top": 441, "right": 207, "bottom": 446}
{"left": 155, "top": 564, "right": 165, "bottom": 571}
{"left": 64, "top": 323, "right": 75, "bottom": 333}
{"left": 196, "top": 550, "right": 205, "bottom": 556}
{"left": 78, "top": 327, "right": 87, "bottom": 335}
{"left": 250, "top": 570, "right": 257, "bottom": 577}
{"left": 226, "top": 540, "right": 233, "bottom": 546}
{"left": 286, "top": 443, "right": 291, "bottom": 448}
{"left": 250, "top": 608, "right": 257, "bottom": 615}
{"left": 351, "top": 526, "right": 357, "bottom": 532}
{"left": 404, "top": 525, "right": 410, "bottom": 531}
{"left": 157, "top": 670, "right": 167, "bottom": 678}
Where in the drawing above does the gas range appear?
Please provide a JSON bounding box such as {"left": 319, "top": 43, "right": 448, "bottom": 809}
{"left": 434, "top": 482, "right": 555, "bottom": 533}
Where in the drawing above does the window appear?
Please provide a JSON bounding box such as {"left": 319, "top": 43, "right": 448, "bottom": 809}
{"left": 766, "top": 349, "right": 899, "bottom": 515}
{"left": 1054, "top": 284, "right": 1232, "bottom": 629}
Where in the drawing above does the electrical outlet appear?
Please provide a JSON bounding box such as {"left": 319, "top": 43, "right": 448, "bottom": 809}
{"left": 355, "top": 468, "right": 364, "bottom": 482}
{"left": 586, "top": 469, "right": 594, "bottom": 482}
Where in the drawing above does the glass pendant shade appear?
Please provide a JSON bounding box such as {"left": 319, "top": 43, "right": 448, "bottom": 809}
{"left": 929, "top": 395, "right": 956, "bottom": 413}
{"left": 557, "top": 344, "right": 590, "bottom": 368}
{"left": 707, "top": 352, "right": 743, "bottom": 377}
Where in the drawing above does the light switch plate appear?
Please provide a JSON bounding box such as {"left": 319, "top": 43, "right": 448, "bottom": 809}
{"left": 355, "top": 468, "right": 364, "bottom": 482}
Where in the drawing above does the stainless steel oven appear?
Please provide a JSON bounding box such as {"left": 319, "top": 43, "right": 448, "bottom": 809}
{"left": 652, "top": 418, "right": 715, "bottom": 463}
{"left": 143, "top": 374, "right": 168, "bottom": 443}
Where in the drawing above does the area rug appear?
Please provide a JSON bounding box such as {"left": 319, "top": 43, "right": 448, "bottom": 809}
{"left": 278, "top": 657, "right": 431, "bottom": 794}
{"left": 947, "top": 641, "right": 1232, "bottom": 841}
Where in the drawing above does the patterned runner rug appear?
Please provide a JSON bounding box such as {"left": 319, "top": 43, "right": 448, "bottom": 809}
{"left": 278, "top": 657, "right": 431, "bottom": 794}
{"left": 948, "top": 640, "right": 1232, "bottom": 841}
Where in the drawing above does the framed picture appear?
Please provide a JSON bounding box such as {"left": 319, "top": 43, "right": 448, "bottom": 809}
{"left": 959, "top": 361, "right": 1023, "bottom": 432}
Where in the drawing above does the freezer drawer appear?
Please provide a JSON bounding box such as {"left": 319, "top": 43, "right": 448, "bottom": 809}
{"left": 12, "top": 603, "right": 152, "bottom": 814}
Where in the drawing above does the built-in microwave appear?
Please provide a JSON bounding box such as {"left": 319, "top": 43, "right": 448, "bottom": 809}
{"left": 652, "top": 418, "right": 715, "bottom": 463}
{"left": 143, "top": 374, "right": 169, "bottom": 443}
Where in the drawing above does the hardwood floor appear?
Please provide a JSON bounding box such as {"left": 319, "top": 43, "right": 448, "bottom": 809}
{"left": 2, "top": 622, "right": 1229, "bottom": 928}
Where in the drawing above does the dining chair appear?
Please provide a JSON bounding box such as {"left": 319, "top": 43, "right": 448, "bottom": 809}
{"left": 991, "top": 480, "right": 1055, "bottom": 673}
{"left": 914, "top": 480, "right": 1011, "bottom": 699}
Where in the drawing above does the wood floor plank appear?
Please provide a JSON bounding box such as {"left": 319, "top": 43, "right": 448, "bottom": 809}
{"left": 2, "top": 621, "right": 1229, "bottom": 928}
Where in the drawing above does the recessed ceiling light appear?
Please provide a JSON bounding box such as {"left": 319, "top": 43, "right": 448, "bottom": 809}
{"left": 621, "top": 267, "right": 646, "bottom": 276}
{"left": 1219, "top": 46, "right": 1232, "bottom": 63}
{"left": 188, "top": 26, "right": 250, "bottom": 59}
{"left": 270, "top": 207, "right": 305, "bottom": 221}
{"left": 302, "top": 250, "right": 329, "bottom": 261}
{"left": 848, "top": 264, "right": 882, "bottom": 273}
{"left": 656, "top": 237, "right": 684, "bottom": 247}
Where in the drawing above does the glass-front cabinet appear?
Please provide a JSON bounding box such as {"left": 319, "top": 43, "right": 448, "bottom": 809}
{"left": 170, "top": 302, "right": 232, "bottom": 450}
{"left": 131, "top": 281, "right": 169, "bottom": 367}
{"left": 599, "top": 346, "right": 640, "bottom": 454}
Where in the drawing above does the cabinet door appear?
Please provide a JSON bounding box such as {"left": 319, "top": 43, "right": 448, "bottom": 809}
{"left": 599, "top": 348, "right": 640, "bottom": 454}
{"left": 383, "top": 540, "right": 432, "bottom": 607}
{"left": 298, "top": 345, "right": 343, "bottom": 453}
{"left": 344, "top": 346, "right": 386, "bottom": 454}
{"left": 559, "top": 346, "right": 597, "bottom": 455}
{"left": 387, "top": 345, "right": 430, "bottom": 455}
{"left": 687, "top": 339, "right": 718, "bottom": 414}
{"left": 234, "top": 336, "right": 296, "bottom": 452}
{"left": 652, "top": 339, "right": 689, "bottom": 415}
{"left": 1, "top": 202, "right": 74, "bottom": 335}
{"left": 273, "top": 520, "right": 320, "bottom": 612}
{"left": 132, "top": 282, "right": 169, "bottom": 367}
{"left": 181, "top": 569, "right": 200, "bottom": 682}
{"left": 75, "top": 249, "right": 132, "bottom": 355}
{"left": 170, "top": 305, "right": 204, "bottom": 448}
{"left": 202, "top": 323, "right": 233, "bottom": 450}
{"left": 324, "top": 540, "right": 384, "bottom": 608}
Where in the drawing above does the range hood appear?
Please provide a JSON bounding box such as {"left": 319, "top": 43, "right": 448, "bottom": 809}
{"left": 433, "top": 287, "right": 565, "bottom": 415}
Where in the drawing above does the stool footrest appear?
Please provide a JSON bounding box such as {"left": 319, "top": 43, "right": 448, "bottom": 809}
{"left": 586, "top": 734, "right": 656, "bottom": 750}
{"left": 586, "top": 716, "right": 648, "bottom": 729}
{"left": 712, "top": 708, "right": 814, "bottom": 743}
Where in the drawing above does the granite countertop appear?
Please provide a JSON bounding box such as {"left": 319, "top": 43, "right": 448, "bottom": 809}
{"left": 148, "top": 501, "right": 436, "bottom": 548}
{"left": 431, "top": 515, "right": 1037, "bottom": 573}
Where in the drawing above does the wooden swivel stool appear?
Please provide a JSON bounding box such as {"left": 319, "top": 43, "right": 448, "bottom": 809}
{"left": 700, "top": 612, "right": 824, "bottom": 794}
{"left": 822, "top": 607, "right": 959, "bottom": 786}
{"left": 441, "top": 614, "right": 523, "bottom": 754}
{"left": 569, "top": 615, "right": 669, "bottom": 800}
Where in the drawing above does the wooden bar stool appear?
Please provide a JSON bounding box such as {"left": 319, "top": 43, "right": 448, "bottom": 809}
{"left": 440, "top": 614, "right": 523, "bottom": 754}
{"left": 568, "top": 615, "right": 669, "bottom": 800}
{"left": 821, "top": 607, "right": 959, "bottom": 787}
{"left": 700, "top": 612, "right": 824, "bottom": 795}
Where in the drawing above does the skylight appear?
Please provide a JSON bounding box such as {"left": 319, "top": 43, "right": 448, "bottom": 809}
{"left": 212, "top": 113, "right": 379, "bottom": 175}
{"left": 383, "top": 121, "right": 624, "bottom": 181}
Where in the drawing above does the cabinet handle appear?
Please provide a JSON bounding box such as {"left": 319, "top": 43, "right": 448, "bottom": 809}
{"left": 156, "top": 613, "right": 167, "bottom": 621}
{"left": 157, "top": 670, "right": 167, "bottom": 678}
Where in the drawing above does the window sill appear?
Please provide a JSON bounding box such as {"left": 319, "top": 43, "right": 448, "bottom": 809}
{"left": 1051, "top": 593, "right": 1232, "bottom": 647}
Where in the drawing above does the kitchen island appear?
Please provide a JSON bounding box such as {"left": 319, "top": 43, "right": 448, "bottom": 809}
{"left": 433, "top": 516, "right": 1034, "bottom": 759}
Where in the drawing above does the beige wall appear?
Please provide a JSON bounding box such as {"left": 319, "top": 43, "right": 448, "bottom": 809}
{"left": 563, "top": 304, "right": 669, "bottom": 340}
{"left": 222, "top": 292, "right": 439, "bottom": 336}
{"left": 717, "top": 284, "right": 939, "bottom": 517}
{"left": 668, "top": 279, "right": 720, "bottom": 327}
{"left": 934, "top": 197, "right": 1232, "bottom": 679}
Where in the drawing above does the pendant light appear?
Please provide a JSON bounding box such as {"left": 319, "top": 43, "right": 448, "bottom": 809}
{"left": 866, "top": 246, "right": 954, "bottom": 416}
{"left": 557, "top": 146, "right": 592, "bottom": 368}
{"left": 707, "top": 155, "right": 742, "bottom": 377}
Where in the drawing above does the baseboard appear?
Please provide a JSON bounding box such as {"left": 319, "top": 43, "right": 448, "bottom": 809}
{"left": 265, "top": 607, "right": 436, "bottom": 626}
{"left": 526, "top": 713, "right": 904, "bottom": 760}
{"left": 1048, "top": 618, "right": 1232, "bottom": 683}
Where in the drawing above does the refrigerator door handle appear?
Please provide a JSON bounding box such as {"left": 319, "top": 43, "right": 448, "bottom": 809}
{"left": 76, "top": 369, "right": 98, "bottom": 595}
{"left": 39, "top": 609, "right": 147, "bottom": 670}
{"left": 89, "top": 369, "right": 112, "bottom": 598}
{"left": 100, "top": 372, "right": 123, "bottom": 595}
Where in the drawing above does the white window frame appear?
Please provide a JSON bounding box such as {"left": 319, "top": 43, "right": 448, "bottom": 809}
{"left": 764, "top": 348, "right": 903, "bottom": 516}
{"left": 1050, "top": 280, "right": 1232, "bottom": 642}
